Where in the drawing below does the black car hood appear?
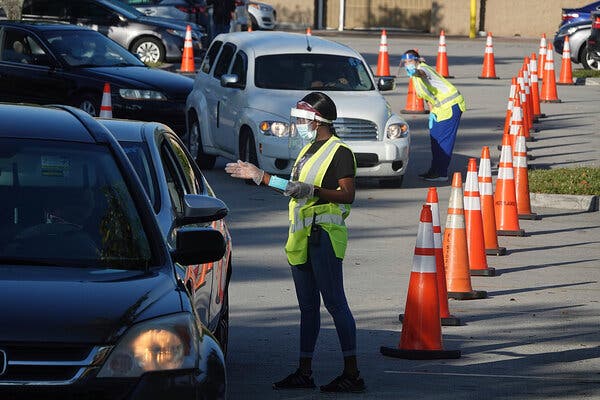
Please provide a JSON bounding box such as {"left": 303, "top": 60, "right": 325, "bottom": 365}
{"left": 0, "top": 266, "right": 182, "bottom": 344}
{"left": 86, "top": 66, "right": 194, "bottom": 97}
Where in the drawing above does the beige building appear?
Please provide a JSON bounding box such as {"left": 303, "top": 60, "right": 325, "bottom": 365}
{"left": 262, "top": 0, "right": 593, "bottom": 39}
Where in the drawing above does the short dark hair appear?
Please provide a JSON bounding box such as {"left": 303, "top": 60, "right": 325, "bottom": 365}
{"left": 300, "top": 92, "right": 337, "bottom": 122}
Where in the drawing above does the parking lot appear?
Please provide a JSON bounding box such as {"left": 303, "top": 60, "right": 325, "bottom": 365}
{"left": 200, "top": 33, "right": 600, "bottom": 399}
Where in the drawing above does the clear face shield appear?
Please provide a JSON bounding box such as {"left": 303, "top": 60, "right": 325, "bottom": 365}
{"left": 401, "top": 53, "right": 419, "bottom": 77}
{"left": 288, "top": 103, "right": 332, "bottom": 154}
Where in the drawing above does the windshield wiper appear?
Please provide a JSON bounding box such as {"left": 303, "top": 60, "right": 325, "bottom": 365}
{"left": 112, "top": 62, "right": 141, "bottom": 67}
{"left": 0, "top": 257, "right": 62, "bottom": 267}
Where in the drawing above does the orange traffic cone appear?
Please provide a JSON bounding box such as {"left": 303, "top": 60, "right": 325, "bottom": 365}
{"left": 513, "top": 129, "right": 539, "bottom": 220}
{"left": 428, "top": 188, "right": 461, "bottom": 325}
{"left": 508, "top": 91, "right": 525, "bottom": 155}
{"left": 479, "top": 32, "right": 499, "bottom": 79}
{"left": 478, "top": 147, "right": 506, "bottom": 256}
{"left": 179, "top": 25, "right": 195, "bottom": 73}
{"left": 538, "top": 34, "right": 547, "bottom": 81}
{"left": 443, "top": 173, "right": 488, "bottom": 300}
{"left": 529, "top": 54, "right": 545, "bottom": 118}
{"left": 376, "top": 30, "right": 392, "bottom": 77}
{"left": 99, "top": 83, "right": 112, "bottom": 118}
{"left": 381, "top": 205, "right": 461, "bottom": 359}
{"left": 522, "top": 58, "right": 537, "bottom": 125}
{"left": 401, "top": 79, "right": 429, "bottom": 114}
{"left": 558, "top": 36, "right": 574, "bottom": 85}
{"left": 503, "top": 77, "right": 517, "bottom": 136}
{"left": 540, "top": 43, "right": 561, "bottom": 103}
{"left": 306, "top": 27, "right": 312, "bottom": 36}
{"left": 517, "top": 71, "right": 533, "bottom": 137}
{"left": 435, "top": 30, "right": 453, "bottom": 78}
{"left": 247, "top": 24, "right": 253, "bottom": 32}
{"left": 495, "top": 134, "right": 525, "bottom": 236}
{"left": 464, "top": 159, "right": 496, "bottom": 276}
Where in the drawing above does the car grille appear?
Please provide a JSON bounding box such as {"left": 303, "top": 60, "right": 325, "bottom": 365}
{"left": 0, "top": 344, "right": 112, "bottom": 385}
{"left": 333, "top": 118, "right": 378, "bottom": 141}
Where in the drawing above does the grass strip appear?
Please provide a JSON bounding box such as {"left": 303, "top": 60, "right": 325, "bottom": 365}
{"left": 528, "top": 167, "right": 600, "bottom": 195}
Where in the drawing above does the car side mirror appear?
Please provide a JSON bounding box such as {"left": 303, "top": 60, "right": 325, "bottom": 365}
{"left": 377, "top": 76, "right": 395, "bottom": 91}
{"left": 175, "top": 194, "right": 228, "bottom": 227}
{"left": 221, "top": 73, "right": 242, "bottom": 88}
{"left": 171, "top": 227, "right": 226, "bottom": 265}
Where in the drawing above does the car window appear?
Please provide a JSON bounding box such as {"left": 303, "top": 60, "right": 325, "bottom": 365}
{"left": 22, "top": 0, "right": 68, "bottom": 18}
{"left": 159, "top": 141, "right": 189, "bottom": 215}
{"left": 255, "top": 53, "right": 375, "bottom": 91}
{"left": 201, "top": 40, "right": 222, "bottom": 74}
{"left": 0, "top": 138, "right": 154, "bottom": 269}
{"left": 71, "top": 1, "right": 117, "bottom": 21}
{"left": 43, "top": 29, "right": 143, "bottom": 67}
{"left": 230, "top": 50, "right": 247, "bottom": 88}
{"left": 0, "top": 29, "right": 50, "bottom": 66}
{"left": 166, "top": 135, "right": 202, "bottom": 194}
{"left": 213, "top": 42, "right": 236, "bottom": 79}
{"left": 120, "top": 141, "right": 161, "bottom": 213}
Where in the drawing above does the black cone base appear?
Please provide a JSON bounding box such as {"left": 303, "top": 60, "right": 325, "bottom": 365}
{"left": 497, "top": 229, "right": 526, "bottom": 237}
{"left": 535, "top": 113, "right": 547, "bottom": 118}
{"left": 519, "top": 213, "right": 540, "bottom": 220}
{"left": 401, "top": 109, "right": 429, "bottom": 114}
{"left": 380, "top": 346, "right": 461, "bottom": 359}
{"left": 448, "top": 290, "right": 487, "bottom": 300}
{"left": 541, "top": 99, "right": 562, "bottom": 103}
{"left": 478, "top": 76, "right": 500, "bottom": 79}
{"left": 441, "top": 315, "right": 462, "bottom": 326}
{"left": 470, "top": 267, "right": 496, "bottom": 276}
{"left": 486, "top": 247, "right": 507, "bottom": 256}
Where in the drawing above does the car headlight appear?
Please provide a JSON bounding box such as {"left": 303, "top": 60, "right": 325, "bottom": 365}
{"left": 386, "top": 122, "right": 409, "bottom": 139}
{"left": 119, "top": 89, "right": 167, "bottom": 101}
{"left": 97, "top": 313, "right": 199, "bottom": 378}
{"left": 259, "top": 121, "right": 289, "bottom": 137}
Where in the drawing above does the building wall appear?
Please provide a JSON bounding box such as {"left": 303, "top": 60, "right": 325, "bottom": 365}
{"left": 264, "top": 0, "right": 593, "bottom": 38}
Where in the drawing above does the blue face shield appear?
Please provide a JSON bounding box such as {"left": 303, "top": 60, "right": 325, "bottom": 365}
{"left": 401, "top": 53, "right": 419, "bottom": 77}
{"left": 405, "top": 65, "right": 417, "bottom": 77}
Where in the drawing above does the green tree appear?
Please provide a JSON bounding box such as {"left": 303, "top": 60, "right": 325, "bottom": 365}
{"left": 0, "top": 0, "right": 23, "bottom": 20}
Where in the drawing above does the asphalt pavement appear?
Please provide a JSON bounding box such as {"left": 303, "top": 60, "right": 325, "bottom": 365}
{"left": 199, "top": 32, "right": 600, "bottom": 400}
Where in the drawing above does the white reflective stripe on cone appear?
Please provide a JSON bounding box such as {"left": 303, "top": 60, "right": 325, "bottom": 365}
{"left": 464, "top": 196, "right": 481, "bottom": 210}
{"left": 445, "top": 214, "right": 465, "bottom": 229}
{"left": 498, "top": 166, "right": 514, "bottom": 179}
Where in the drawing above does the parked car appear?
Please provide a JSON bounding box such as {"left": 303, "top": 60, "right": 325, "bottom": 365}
{"left": 559, "top": 1, "right": 600, "bottom": 27}
{"left": 587, "top": 11, "right": 600, "bottom": 64}
{"left": 120, "top": 0, "right": 210, "bottom": 46}
{"left": 553, "top": 19, "right": 598, "bottom": 70}
{"left": 185, "top": 31, "right": 409, "bottom": 186}
{"left": 248, "top": 1, "right": 276, "bottom": 30}
{"left": 231, "top": 0, "right": 250, "bottom": 31}
{"left": 99, "top": 118, "right": 232, "bottom": 353}
{"left": 20, "top": 0, "right": 205, "bottom": 63}
{"left": 0, "top": 103, "right": 227, "bottom": 398}
{"left": 0, "top": 21, "right": 194, "bottom": 133}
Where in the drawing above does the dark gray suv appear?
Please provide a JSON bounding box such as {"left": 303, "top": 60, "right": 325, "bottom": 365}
{"left": 21, "top": 0, "right": 205, "bottom": 63}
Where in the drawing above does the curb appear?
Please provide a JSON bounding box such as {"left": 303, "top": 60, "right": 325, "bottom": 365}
{"left": 530, "top": 193, "right": 599, "bottom": 212}
{"left": 574, "top": 77, "right": 600, "bottom": 86}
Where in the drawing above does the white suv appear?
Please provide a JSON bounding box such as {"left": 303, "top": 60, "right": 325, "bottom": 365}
{"left": 185, "top": 31, "right": 410, "bottom": 186}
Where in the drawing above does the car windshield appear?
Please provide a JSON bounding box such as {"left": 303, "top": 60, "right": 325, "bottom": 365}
{"left": 43, "top": 30, "right": 144, "bottom": 67}
{"left": 0, "top": 139, "right": 154, "bottom": 269}
{"left": 119, "top": 141, "right": 160, "bottom": 213}
{"left": 254, "top": 53, "right": 374, "bottom": 91}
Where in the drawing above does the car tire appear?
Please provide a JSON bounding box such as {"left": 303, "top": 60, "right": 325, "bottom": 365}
{"left": 189, "top": 118, "right": 217, "bottom": 170}
{"left": 214, "top": 285, "right": 229, "bottom": 356}
{"left": 77, "top": 92, "right": 100, "bottom": 117}
{"left": 379, "top": 175, "right": 404, "bottom": 188}
{"left": 250, "top": 14, "right": 259, "bottom": 30}
{"left": 581, "top": 44, "right": 600, "bottom": 71}
{"left": 239, "top": 128, "right": 259, "bottom": 185}
{"left": 131, "top": 36, "right": 165, "bottom": 64}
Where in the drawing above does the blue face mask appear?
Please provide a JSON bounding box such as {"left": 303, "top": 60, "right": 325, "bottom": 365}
{"left": 296, "top": 123, "right": 317, "bottom": 142}
{"left": 405, "top": 65, "right": 416, "bottom": 77}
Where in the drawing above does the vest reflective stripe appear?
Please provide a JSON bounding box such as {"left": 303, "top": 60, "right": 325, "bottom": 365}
{"left": 285, "top": 136, "right": 356, "bottom": 265}
{"left": 412, "top": 63, "right": 465, "bottom": 121}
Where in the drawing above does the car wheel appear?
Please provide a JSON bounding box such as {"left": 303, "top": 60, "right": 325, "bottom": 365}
{"left": 131, "top": 37, "right": 165, "bottom": 64}
{"left": 239, "top": 128, "right": 259, "bottom": 184}
{"left": 77, "top": 93, "right": 100, "bottom": 117}
{"left": 379, "top": 175, "right": 404, "bottom": 188}
{"left": 190, "top": 118, "right": 217, "bottom": 169}
{"left": 214, "top": 286, "right": 229, "bottom": 356}
{"left": 582, "top": 44, "right": 600, "bottom": 71}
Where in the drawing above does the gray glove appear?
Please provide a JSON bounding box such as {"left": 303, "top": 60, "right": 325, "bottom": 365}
{"left": 224, "top": 160, "right": 264, "bottom": 185}
{"left": 284, "top": 181, "right": 315, "bottom": 199}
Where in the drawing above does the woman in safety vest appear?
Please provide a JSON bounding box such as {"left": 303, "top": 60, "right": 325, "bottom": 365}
{"left": 401, "top": 49, "right": 466, "bottom": 181}
{"left": 225, "top": 92, "right": 365, "bottom": 393}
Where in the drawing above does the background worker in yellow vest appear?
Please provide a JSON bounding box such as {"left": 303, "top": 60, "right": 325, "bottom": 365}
{"left": 224, "top": 92, "right": 366, "bottom": 393}
{"left": 401, "top": 49, "right": 466, "bottom": 182}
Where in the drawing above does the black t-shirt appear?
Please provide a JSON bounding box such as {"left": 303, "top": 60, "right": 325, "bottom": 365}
{"left": 291, "top": 138, "right": 355, "bottom": 192}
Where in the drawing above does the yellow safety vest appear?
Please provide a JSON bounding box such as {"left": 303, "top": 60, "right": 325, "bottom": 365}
{"left": 284, "top": 136, "right": 356, "bottom": 266}
{"left": 411, "top": 63, "right": 466, "bottom": 122}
